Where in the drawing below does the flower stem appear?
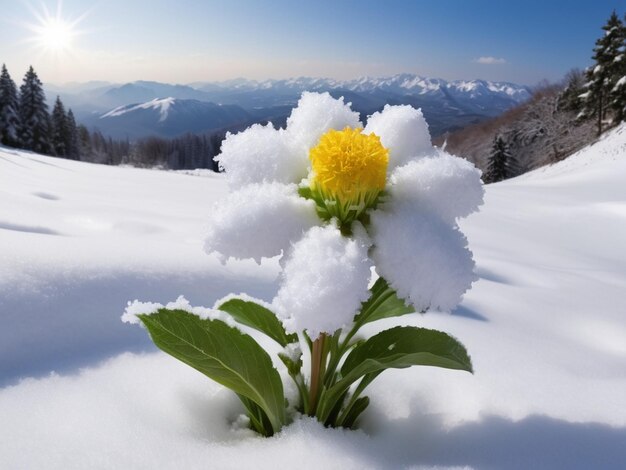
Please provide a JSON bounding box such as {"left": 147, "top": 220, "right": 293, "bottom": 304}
{"left": 308, "top": 333, "right": 327, "bottom": 415}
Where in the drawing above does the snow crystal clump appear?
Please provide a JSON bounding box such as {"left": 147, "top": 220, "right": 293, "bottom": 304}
{"left": 285, "top": 92, "right": 361, "bottom": 160}
{"left": 273, "top": 223, "right": 372, "bottom": 338}
{"left": 364, "top": 104, "right": 433, "bottom": 169}
{"left": 390, "top": 152, "right": 484, "bottom": 223}
{"left": 370, "top": 205, "right": 477, "bottom": 312}
{"left": 215, "top": 123, "right": 303, "bottom": 188}
{"left": 204, "top": 183, "right": 319, "bottom": 263}
{"left": 121, "top": 296, "right": 236, "bottom": 326}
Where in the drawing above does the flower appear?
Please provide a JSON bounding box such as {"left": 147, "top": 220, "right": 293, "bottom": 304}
{"left": 309, "top": 127, "right": 388, "bottom": 225}
{"left": 205, "top": 92, "right": 484, "bottom": 337}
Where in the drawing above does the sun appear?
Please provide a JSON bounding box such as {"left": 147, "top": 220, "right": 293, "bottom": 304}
{"left": 37, "top": 18, "right": 74, "bottom": 52}
{"left": 23, "top": 1, "right": 87, "bottom": 56}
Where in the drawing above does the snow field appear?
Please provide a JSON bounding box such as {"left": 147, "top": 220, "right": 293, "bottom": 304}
{"left": 1, "top": 124, "right": 626, "bottom": 469}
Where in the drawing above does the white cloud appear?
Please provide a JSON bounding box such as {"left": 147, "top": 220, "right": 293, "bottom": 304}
{"left": 474, "top": 56, "right": 507, "bottom": 65}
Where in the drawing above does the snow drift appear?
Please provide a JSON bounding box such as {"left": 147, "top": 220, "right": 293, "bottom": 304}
{"left": 1, "top": 125, "right": 626, "bottom": 469}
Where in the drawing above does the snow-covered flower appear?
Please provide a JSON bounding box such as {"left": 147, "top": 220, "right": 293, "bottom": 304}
{"left": 205, "top": 92, "right": 484, "bottom": 338}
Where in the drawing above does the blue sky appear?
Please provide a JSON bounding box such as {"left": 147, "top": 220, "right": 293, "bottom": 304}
{"left": 0, "top": 0, "right": 624, "bottom": 85}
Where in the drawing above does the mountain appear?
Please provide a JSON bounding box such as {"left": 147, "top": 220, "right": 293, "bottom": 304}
{"left": 89, "top": 98, "right": 251, "bottom": 139}
{"left": 49, "top": 74, "right": 531, "bottom": 139}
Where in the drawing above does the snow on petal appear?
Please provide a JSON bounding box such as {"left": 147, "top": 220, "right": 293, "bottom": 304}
{"left": 285, "top": 92, "right": 361, "bottom": 161}
{"left": 389, "top": 150, "right": 484, "bottom": 223}
{"left": 364, "top": 105, "right": 434, "bottom": 170}
{"left": 273, "top": 223, "right": 373, "bottom": 337}
{"left": 370, "top": 203, "right": 477, "bottom": 313}
{"left": 215, "top": 123, "right": 306, "bottom": 188}
{"left": 204, "top": 182, "right": 319, "bottom": 263}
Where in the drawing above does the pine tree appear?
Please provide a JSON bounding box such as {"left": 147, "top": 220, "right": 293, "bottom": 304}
{"left": 66, "top": 109, "right": 80, "bottom": 160}
{"left": 18, "top": 66, "right": 52, "bottom": 154}
{"left": 484, "top": 136, "right": 512, "bottom": 183}
{"left": 0, "top": 64, "right": 20, "bottom": 147}
{"left": 50, "top": 96, "right": 69, "bottom": 157}
{"left": 580, "top": 11, "right": 625, "bottom": 135}
{"left": 608, "top": 12, "right": 626, "bottom": 123}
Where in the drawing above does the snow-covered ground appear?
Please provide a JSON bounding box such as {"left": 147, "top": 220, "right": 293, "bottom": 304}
{"left": 1, "top": 125, "right": 626, "bottom": 469}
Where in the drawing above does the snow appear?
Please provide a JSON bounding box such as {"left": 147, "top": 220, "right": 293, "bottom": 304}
{"left": 203, "top": 182, "right": 318, "bottom": 263}
{"left": 370, "top": 205, "right": 476, "bottom": 312}
{"left": 2, "top": 124, "right": 626, "bottom": 469}
{"left": 364, "top": 105, "right": 434, "bottom": 169}
{"left": 216, "top": 123, "right": 305, "bottom": 188}
{"left": 101, "top": 97, "right": 176, "bottom": 122}
{"left": 273, "top": 222, "right": 373, "bottom": 337}
{"left": 388, "top": 152, "right": 484, "bottom": 223}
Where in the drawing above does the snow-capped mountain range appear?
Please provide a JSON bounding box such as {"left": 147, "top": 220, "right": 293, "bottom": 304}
{"left": 53, "top": 74, "right": 531, "bottom": 140}
{"left": 193, "top": 74, "right": 530, "bottom": 103}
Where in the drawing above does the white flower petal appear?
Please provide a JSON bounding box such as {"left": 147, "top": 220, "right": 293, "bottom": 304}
{"left": 215, "top": 123, "right": 306, "bottom": 188}
{"left": 389, "top": 150, "right": 484, "bottom": 223}
{"left": 204, "top": 183, "right": 318, "bottom": 263}
{"left": 370, "top": 203, "right": 477, "bottom": 313}
{"left": 364, "top": 105, "right": 434, "bottom": 170}
{"left": 285, "top": 92, "right": 361, "bottom": 161}
{"left": 273, "top": 223, "right": 373, "bottom": 337}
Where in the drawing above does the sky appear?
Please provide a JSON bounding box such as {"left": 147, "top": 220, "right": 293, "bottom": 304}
{"left": 0, "top": 0, "right": 625, "bottom": 86}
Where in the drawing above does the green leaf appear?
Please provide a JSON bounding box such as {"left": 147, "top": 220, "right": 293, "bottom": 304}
{"left": 341, "top": 396, "right": 369, "bottom": 429}
{"left": 216, "top": 297, "right": 297, "bottom": 347}
{"left": 139, "top": 309, "right": 286, "bottom": 434}
{"left": 318, "top": 326, "right": 472, "bottom": 421}
{"left": 354, "top": 278, "right": 415, "bottom": 327}
{"left": 342, "top": 326, "right": 473, "bottom": 378}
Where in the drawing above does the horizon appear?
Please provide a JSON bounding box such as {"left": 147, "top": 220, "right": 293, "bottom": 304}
{"left": 1, "top": 0, "right": 624, "bottom": 87}
{"left": 43, "top": 73, "right": 534, "bottom": 89}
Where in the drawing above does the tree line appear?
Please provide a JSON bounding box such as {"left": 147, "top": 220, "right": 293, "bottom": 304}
{"left": 481, "top": 10, "right": 626, "bottom": 183}
{"left": 0, "top": 64, "right": 222, "bottom": 170}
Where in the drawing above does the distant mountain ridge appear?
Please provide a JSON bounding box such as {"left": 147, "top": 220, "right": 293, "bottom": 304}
{"left": 47, "top": 73, "right": 531, "bottom": 140}
{"left": 94, "top": 98, "right": 250, "bottom": 139}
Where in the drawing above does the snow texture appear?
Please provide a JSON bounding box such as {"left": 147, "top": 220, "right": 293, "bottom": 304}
{"left": 215, "top": 123, "right": 305, "bottom": 188}
{"left": 284, "top": 91, "right": 361, "bottom": 162}
{"left": 370, "top": 204, "right": 476, "bottom": 312}
{"left": 364, "top": 104, "right": 434, "bottom": 169}
{"left": 204, "top": 182, "right": 319, "bottom": 263}
{"left": 389, "top": 151, "right": 484, "bottom": 223}
{"left": 2, "top": 117, "right": 626, "bottom": 470}
{"left": 121, "top": 295, "right": 236, "bottom": 327}
{"left": 273, "top": 223, "right": 373, "bottom": 337}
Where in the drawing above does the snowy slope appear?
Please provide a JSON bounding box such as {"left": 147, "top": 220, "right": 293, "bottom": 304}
{"left": 1, "top": 125, "right": 626, "bottom": 469}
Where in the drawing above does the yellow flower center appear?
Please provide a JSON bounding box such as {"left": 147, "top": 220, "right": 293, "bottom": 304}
{"left": 308, "top": 127, "right": 389, "bottom": 227}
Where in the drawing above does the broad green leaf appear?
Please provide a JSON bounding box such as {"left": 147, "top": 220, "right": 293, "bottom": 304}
{"left": 318, "top": 326, "right": 472, "bottom": 421}
{"left": 354, "top": 278, "right": 414, "bottom": 327}
{"left": 342, "top": 326, "right": 473, "bottom": 379}
{"left": 139, "top": 309, "right": 286, "bottom": 434}
{"left": 216, "top": 297, "right": 297, "bottom": 347}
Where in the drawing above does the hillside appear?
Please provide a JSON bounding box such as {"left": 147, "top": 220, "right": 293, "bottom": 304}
{"left": 1, "top": 125, "right": 625, "bottom": 469}
{"left": 439, "top": 86, "right": 598, "bottom": 173}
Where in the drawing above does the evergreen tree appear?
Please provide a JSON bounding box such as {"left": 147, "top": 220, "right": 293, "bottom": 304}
{"left": 50, "top": 96, "right": 69, "bottom": 157}
{"left": 0, "top": 64, "right": 20, "bottom": 147}
{"left": 66, "top": 109, "right": 80, "bottom": 160}
{"left": 484, "top": 136, "right": 512, "bottom": 183}
{"left": 580, "top": 11, "right": 625, "bottom": 135}
{"left": 18, "top": 66, "right": 52, "bottom": 154}
{"left": 608, "top": 12, "right": 626, "bottom": 123}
